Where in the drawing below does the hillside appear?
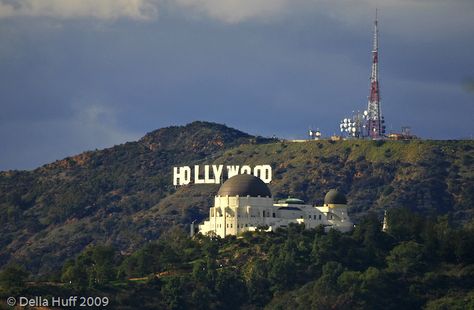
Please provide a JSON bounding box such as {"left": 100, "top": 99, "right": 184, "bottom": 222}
{"left": 2, "top": 210, "right": 473, "bottom": 309}
{"left": 0, "top": 121, "right": 473, "bottom": 277}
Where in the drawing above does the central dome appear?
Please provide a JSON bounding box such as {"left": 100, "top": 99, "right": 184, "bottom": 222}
{"left": 217, "top": 174, "right": 271, "bottom": 197}
{"left": 324, "top": 189, "right": 347, "bottom": 205}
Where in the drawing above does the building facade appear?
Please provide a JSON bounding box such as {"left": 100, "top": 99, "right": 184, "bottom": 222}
{"left": 198, "top": 174, "right": 353, "bottom": 237}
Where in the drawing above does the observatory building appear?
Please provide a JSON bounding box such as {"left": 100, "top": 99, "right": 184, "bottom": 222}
{"left": 198, "top": 174, "right": 353, "bottom": 237}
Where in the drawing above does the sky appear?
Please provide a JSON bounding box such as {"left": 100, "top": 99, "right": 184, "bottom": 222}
{"left": 0, "top": 0, "right": 473, "bottom": 171}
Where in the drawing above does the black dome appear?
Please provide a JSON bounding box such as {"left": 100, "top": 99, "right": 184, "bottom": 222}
{"left": 324, "top": 189, "right": 347, "bottom": 204}
{"left": 217, "top": 174, "right": 271, "bottom": 197}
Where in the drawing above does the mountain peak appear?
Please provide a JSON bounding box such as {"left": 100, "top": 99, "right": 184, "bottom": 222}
{"left": 140, "top": 121, "right": 254, "bottom": 153}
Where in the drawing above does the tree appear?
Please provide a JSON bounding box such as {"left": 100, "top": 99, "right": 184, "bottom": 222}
{"left": 161, "top": 276, "right": 187, "bottom": 310}
{"left": 190, "top": 285, "right": 212, "bottom": 310}
{"left": 215, "top": 269, "right": 247, "bottom": 309}
{"left": 386, "top": 241, "right": 424, "bottom": 276}
{"left": 268, "top": 242, "right": 297, "bottom": 292}
{"left": 387, "top": 208, "right": 424, "bottom": 242}
{"left": 120, "top": 243, "right": 163, "bottom": 278}
{"left": 316, "top": 261, "right": 345, "bottom": 295}
{"left": 246, "top": 259, "right": 272, "bottom": 307}
{"left": 90, "top": 245, "right": 117, "bottom": 285}
{"left": 61, "top": 259, "right": 88, "bottom": 289}
{"left": 311, "top": 229, "right": 342, "bottom": 268}
{"left": 434, "top": 216, "right": 457, "bottom": 262}
{"left": 0, "top": 264, "right": 29, "bottom": 295}
{"left": 353, "top": 212, "right": 393, "bottom": 267}
{"left": 337, "top": 267, "right": 415, "bottom": 309}
{"left": 61, "top": 244, "right": 117, "bottom": 288}
{"left": 192, "top": 260, "right": 208, "bottom": 284}
{"left": 453, "top": 228, "right": 474, "bottom": 264}
{"left": 309, "top": 261, "right": 350, "bottom": 309}
{"left": 190, "top": 259, "right": 215, "bottom": 309}
{"left": 201, "top": 239, "right": 219, "bottom": 286}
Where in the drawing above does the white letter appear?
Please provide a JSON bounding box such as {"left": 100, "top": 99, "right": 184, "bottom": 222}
{"left": 204, "top": 165, "right": 215, "bottom": 184}
{"left": 173, "top": 167, "right": 180, "bottom": 186}
{"left": 52, "top": 297, "right": 60, "bottom": 307}
{"left": 254, "top": 165, "right": 272, "bottom": 183}
{"left": 19, "top": 297, "right": 28, "bottom": 307}
{"left": 240, "top": 165, "right": 251, "bottom": 174}
{"left": 195, "top": 165, "right": 205, "bottom": 184}
{"left": 173, "top": 166, "right": 191, "bottom": 186}
{"left": 212, "top": 165, "right": 223, "bottom": 184}
{"left": 227, "top": 165, "right": 240, "bottom": 178}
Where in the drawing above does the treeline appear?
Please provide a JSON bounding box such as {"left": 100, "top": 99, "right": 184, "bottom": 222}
{"left": 1, "top": 208, "right": 474, "bottom": 309}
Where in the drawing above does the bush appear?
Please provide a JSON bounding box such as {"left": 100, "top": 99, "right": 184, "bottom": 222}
{"left": 0, "top": 264, "right": 29, "bottom": 295}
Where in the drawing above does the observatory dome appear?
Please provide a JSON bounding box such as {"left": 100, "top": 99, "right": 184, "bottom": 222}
{"left": 324, "top": 189, "right": 347, "bottom": 205}
{"left": 217, "top": 174, "right": 271, "bottom": 198}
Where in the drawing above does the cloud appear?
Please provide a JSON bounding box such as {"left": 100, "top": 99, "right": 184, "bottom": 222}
{"left": 0, "top": 0, "right": 158, "bottom": 20}
{"left": 0, "top": 102, "right": 141, "bottom": 170}
{"left": 71, "top": 102, "right": 140, "bottom": 146}
{"left": 170, "top": 0, "right": 473, "bottom": 28}
{"left": 173, "top": 0, "right": 292, "bottom": 23}
{"left": 0, "top": 0, "right": 290, "bottom": 23}
{"left": 1, "top": 0, "right": 471, "bottom": 26}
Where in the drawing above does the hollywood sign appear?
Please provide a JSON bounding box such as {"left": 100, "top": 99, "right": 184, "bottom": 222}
{"left": 173, "top": 164, "right": 272, "bottom": 186}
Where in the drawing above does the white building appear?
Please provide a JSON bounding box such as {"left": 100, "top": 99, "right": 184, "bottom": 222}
{"left": 198, "top": 174, "right": 353, "bottom": 237}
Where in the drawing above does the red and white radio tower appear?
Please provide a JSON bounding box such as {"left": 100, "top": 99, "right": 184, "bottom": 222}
{"left": 366, "top": 10, "right": 385, "bottom": 139}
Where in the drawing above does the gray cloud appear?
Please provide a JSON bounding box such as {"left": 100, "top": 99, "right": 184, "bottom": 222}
{"left": 0, "top": 102, "right": 140, "bottom": 170}
{"left": 173, "top": 0, "right": 293, "bottom": 23}
{"left": 0, "top": 0, "right": 158, "bottom": 20}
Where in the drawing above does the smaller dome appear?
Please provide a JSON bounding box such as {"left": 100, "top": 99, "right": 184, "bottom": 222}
{"left": 324, "top": 189, "right": 347, "bottom": 205}
{"left": 277, "top": 197, "right": 305, "bottom": 205}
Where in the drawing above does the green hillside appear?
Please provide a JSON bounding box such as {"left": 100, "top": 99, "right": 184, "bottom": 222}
{"left": 2, "top": 211, "right": 473, "bottom": 309}
{"left": 0, "top": 121, "right": 473, "bottom": 278}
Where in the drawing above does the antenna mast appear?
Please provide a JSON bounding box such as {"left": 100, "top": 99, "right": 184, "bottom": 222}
{"left": 366, "top": 9, "right": 385, "bottom": 139}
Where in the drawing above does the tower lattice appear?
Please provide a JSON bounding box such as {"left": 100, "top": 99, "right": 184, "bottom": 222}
{"left": 366, "top": 10, "right": 385, "bottom": 139}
